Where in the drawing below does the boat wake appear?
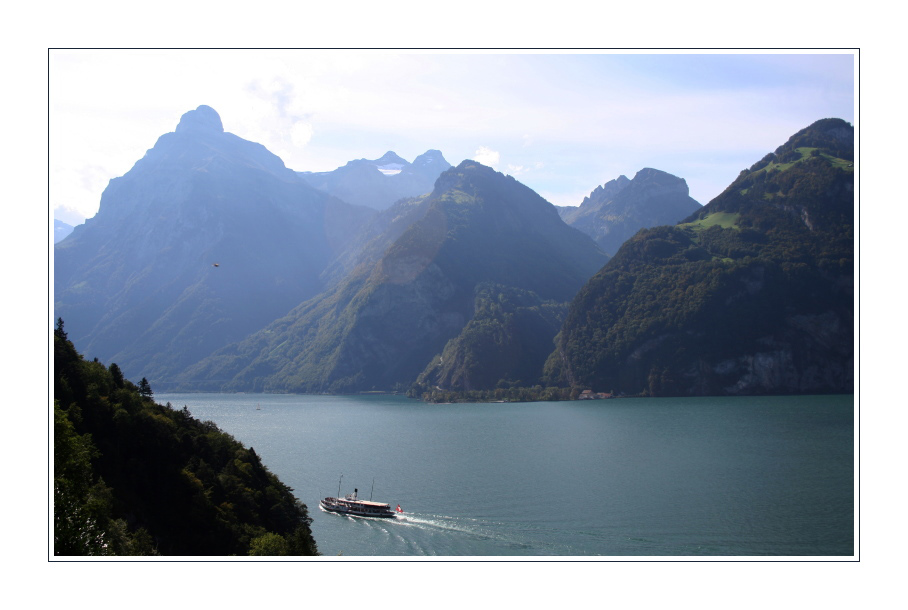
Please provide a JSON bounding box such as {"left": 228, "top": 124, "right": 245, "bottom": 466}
{"left": 320, "top": 508, "right": 589, "bottom": 555}
{"left": 391, "top": 511, "right": 540, "bottom": 552}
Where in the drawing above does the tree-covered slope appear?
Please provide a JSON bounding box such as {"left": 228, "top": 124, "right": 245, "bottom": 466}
{"left": 546, "top": 118, "right": 854, "bottom": 396}
{"left": 412, "top": 283, "right": 568, "bottom": 394}
{"left": 54, "top": 106, "right": 374, "bottom": 388}
{"left": 53, "top": 319, "right": 318, "bottom": 556}
{"left": 182, "top": 161, "right": 607, "bottom": 393}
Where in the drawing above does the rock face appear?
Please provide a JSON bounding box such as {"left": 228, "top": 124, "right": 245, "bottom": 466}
{"left": 547, "top": 118, "right": 854, "bottom": 397}
{"left": 183, "top": 161, "right": 607, "bottom": 393}
{"left": 54, "top": 105, "right": 374, "bottom": 385}
{"left": 298, "top": 149, "right": 452, "bottom": 210}
{"left": 559, "top": 168, "right": 701, "bottom": 256}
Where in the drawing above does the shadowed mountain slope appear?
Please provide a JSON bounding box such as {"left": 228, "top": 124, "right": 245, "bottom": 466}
{"left": 182, "top": 161, "right": 608, "bottom": 393}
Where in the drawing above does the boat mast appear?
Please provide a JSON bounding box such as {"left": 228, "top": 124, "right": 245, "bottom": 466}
{"left": 370, "top": 479, "right": 375, "bottom": 501}
{"left": 337, "top": 474, "right": 343, "bottom": 499}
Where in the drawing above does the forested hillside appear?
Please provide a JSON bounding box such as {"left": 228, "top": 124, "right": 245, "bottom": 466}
{"left": 545, "top": 118, "right": 854, "bottom": 397}
{"left": 412, "top": 283, "right": 568, "bottom": 394}
{"left": 53, "top": 319, "right": 319, "bottom": 556}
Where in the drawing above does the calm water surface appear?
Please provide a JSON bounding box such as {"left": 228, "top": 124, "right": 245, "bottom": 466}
{"left": 156, "top": 393, "right": 854, "bottom": 557}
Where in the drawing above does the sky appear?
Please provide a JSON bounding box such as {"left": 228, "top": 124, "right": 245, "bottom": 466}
{"left": 49, "top": 50, "right": 855, "bottom": 226}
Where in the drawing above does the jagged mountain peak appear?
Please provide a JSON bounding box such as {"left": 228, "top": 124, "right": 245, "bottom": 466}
{"left": 174, "top": 105, "right": 224, "bottom": 135}
{"left": 580, "top": 175, "right": 630, "bottom": 208}
{"left": 299, "top": 149, "right": 452, "bottom": 210}
{"left": 413, "top": 149, "right": 447, "bottom": 167}
{"left": 560, "top": 167, "right": 700, "bottom": 256}
{"left": 374, "top": 151, "right": 409, "bottom": 165}
{"left": 54, "top": 105, "right": 374, "bottom": 384}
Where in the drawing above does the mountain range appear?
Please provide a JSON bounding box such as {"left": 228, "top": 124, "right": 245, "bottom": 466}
{"left": 298, "top": 150, "right": 452, "bottom": 210}
{"left": 54, "top": 107, "right": 854, "bottom": 397}
{"left": 179, "top": 161, "right": 607, "bottom": 393}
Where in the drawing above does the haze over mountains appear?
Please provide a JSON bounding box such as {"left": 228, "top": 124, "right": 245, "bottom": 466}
{"left": 181, "top": 161, "right": 606, "bottom": 393}
{"left": 53, "top": 106, "right": 854, "bottom": 397}
{"left": 54, "top": 105, "right": 377, "bottom": 382}
{"left": 298, "top": 149, "right": 452, "bottom": 210}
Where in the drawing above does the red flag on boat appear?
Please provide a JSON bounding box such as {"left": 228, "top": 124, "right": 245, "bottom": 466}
{"left": 396, "top": 504, "right": 403, "bottom": 513}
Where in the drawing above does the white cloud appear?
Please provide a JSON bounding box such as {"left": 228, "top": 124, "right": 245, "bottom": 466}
{"left": 473, "top": 146, "right": 500, "bottom": 168}
{"left": 291, "top": 121, "right": 314, "bottom": 148}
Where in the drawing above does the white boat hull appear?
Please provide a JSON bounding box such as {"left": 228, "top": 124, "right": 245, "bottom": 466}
{"left": 320, "top": 497, "right": 396, "bottom": 518}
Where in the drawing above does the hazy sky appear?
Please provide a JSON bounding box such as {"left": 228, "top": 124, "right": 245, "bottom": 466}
{"left": 49, "top": 50, "right": 855, "bottom": 225}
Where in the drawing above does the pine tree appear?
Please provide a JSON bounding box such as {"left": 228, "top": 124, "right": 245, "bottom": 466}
{"left": 138, "top": 377, "right": 153, "bottom": 398}
{"left": 109, "top": 363, "right": 125, "bottom": 389}
{"left": 54, "top": 317, "right": 67, "bottom": 340}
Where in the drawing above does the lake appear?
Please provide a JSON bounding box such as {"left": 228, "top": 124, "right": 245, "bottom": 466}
{"left": 155, "top": 393, "right": 855, "bottom": 557}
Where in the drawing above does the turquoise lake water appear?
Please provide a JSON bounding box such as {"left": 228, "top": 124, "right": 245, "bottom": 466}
{"left": 155, "top": 393, "right": 855, "bottom": 557}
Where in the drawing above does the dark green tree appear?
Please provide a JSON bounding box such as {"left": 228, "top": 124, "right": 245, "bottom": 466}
{"left": 109, "top": 363, "right": 125, "bottom": 388}
{"left": 53, "top": 400, "right": 109, "bottom": 555}
{"left": 54, "top": 317, "right": 67, "bottom": 340}
{"left": 137, "top": 377, "right": 153, "bottom": 398}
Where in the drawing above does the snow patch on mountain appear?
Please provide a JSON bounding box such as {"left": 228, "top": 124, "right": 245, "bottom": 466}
{"left": 376, "top": 163, "right": 404, "bottom": 176}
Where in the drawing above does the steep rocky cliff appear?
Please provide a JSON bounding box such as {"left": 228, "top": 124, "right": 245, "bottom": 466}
{"left": 559, "top": 168, "right": 701, "bottom": 255}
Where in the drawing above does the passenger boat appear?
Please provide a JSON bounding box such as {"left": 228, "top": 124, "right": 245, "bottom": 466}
{"left": 320, "top": 488, "right": 398, "bottom": 518}
{"left": 320, "top": 477, "right": 401, "bottom": 518}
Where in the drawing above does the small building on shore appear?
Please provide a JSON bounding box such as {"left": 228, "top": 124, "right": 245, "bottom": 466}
{"left": 579, "top": 390, "right": 614, "bottom": 400}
